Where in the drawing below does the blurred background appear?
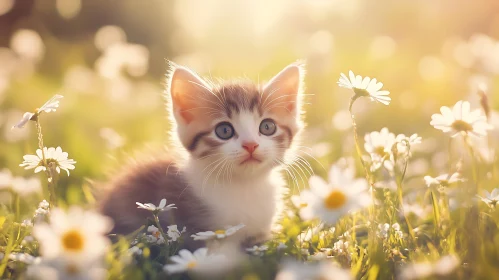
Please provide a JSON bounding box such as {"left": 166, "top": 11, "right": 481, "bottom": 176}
{"left": 1, "top": 0, "right": 499, "bottom": 203}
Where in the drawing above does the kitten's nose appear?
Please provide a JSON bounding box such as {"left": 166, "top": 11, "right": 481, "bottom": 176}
{"left": 242, "top": 142, "right": 259, "bottom": 154}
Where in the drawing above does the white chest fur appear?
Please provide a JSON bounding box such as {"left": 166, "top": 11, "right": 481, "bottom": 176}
{"left": 184, "top": 163, "right": 285, "bottom": 239}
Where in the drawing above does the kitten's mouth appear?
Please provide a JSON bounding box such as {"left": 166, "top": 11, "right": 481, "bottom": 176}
{"left": 240, "top": 156, "right": 262, "bottom": 165}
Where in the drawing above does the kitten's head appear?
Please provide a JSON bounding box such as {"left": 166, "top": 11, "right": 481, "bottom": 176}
{"left": 165, "top": 62, "right": 305, "bottom": 177}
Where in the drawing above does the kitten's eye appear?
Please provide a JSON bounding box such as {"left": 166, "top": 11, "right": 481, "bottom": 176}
{"left": 215, "top": 122, "right": 235, "bottom": 140}
{"left": 259, "top": 119, "right": 277, "bottom": 136}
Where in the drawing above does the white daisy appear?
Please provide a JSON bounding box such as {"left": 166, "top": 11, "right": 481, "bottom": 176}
{"left": 39, "top": 199, "right": 50, "bottom": 209}
{"left": 0, "top": 169, "right": 12, "bottom": 189}
{"left": 163, "top": 248, "right": 228, "bottom": 275}
{"left": 333, "top": 239, "right": 349, "bottom": 254}
{"left": 399, "top": 255, "right": 459, "bottom": 280}
{"left": 12, "top": 94, "right": 63, "bottom": 129}
{"left": 424, "top": 173, "right": 465, "bottom": 187}
{"left": 276, "top": 260, "right": 352, "bottom": 280}
{"left": 9, "top": 253, "right": 41, "bottom": 265}
{"left": 364, "top": 128, "right": 396, "bottom": 171}
{"left": 291, "top": 194, "right": 309, "bottom": 209}
{"left": 167, "top": 225, "right": 186, "bottom": 242}
{"left": 128, "top": 246, "right": 143, "bottom": 256}
{"left": 377, "top": 223, "right": 403, "bottom": 239}
{"left": 34, "top": 200, "right": 51, "bottom": 221}
{"left": 277, "top": 242, "right": 288, "bottom": 251}
{"left": 246, "top": 245, "right": 269, "bottom": 256}
{"left": 191, "top": 224, "right": 245, "bottom": 241}
{"left": 22, "top": 219, "right": 34, "bottom": 227}
{"left": 146, "top": 225, "right": 165, "bottom": 244}
{"left": 477, "top": 188, "right": 499, "bottom": 207}
{"left": 33, "top": 207, "right": 113, "bottom": 262}
{"left": 338, "top": 70, "right": 391, "bottom": 105}
{"left": 395, "top": 133, "right": 422, "bottom": 155}
{"left": 26, "top": 257, "right": 107, "bottom": 280}
{"left": 12, "top": 112, "right": 36, "bottom": 129}
{"left": 20, "top": 146, "right": 76, "bottom": 176}
{"left": 430, "top": 100, "right": 493, "bottom": 137}
{"left": 136, "top": 198, "right": 176, "bottom": 213}
{"left": 10, "top": 177, "right": 41, "bottom": 196}
{"left": 299, "top": 163, "right": 371, "bottom": 225}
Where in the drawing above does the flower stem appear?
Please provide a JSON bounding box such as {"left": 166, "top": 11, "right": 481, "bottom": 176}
{"left": 35, "top": 120, "right": 46, "bottom": 163}
{"left": 348, "top": 95, "right": 372, "bottom": 186}
{"left": 463, "top": 135, "right": 479, "bottom": 194}
{"left": 348, "top": 95, "right": 377, "bottom": 258}
{"left": 35, "top": 119, "right": 57, "bottom": 206}
{"left": 395, "top": 159, "right": 416, "bottom": 243}
{"left": 47, "top": 162, "right": 59, "bottom": 207}
{"left": 153, "top": 213, "right": 168, "bottom": 242}
{"left": 14, "top": 192, "right": 20, "bottom": 222}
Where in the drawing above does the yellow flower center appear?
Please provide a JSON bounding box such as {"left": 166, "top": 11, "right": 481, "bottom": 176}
{"left": 215, "top": 229, "right": 226, "bottom": 235}
{"left": 153, "top": 231, "right": 161, "bottom": 238}
{"left": 374, "top": 146, "right": 386, "bottom": 156}
{"left": 187, "top": 261, "right": 197, "bottom": 269}
{"left": 299, "top": 202, "right": 308, "bottom": 208}
{"left": 451, "top": 120, "right": 473, "bottom": 132}
{"left": 324, "top": 190, "right": 347, "bottom": 209}
{"left": 62, "top": 230, "right": 84, "bottom": 252}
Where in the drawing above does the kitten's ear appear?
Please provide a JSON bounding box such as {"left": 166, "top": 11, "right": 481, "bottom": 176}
{"left": 167, "top": 63, "right": 212, "bottom": 124}
{"left": 263, "top": 62, "right": 305, "bottom": 114}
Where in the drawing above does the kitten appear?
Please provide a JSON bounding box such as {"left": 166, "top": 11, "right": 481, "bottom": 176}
{"left": 99, "top": 61, "right": 305, "bottom": 249}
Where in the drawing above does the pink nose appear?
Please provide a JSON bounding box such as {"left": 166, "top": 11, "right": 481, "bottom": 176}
{"left": 242, "top": 142, "right": 259, "bottom": 154}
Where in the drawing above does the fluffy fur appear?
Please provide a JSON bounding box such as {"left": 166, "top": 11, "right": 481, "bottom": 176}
{"left": 99, "top": 61, "right": 306, "bottom": 249}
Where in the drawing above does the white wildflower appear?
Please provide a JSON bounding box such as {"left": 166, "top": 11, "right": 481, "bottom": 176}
{"left": 338, "top": 70, "right": 391, "bottom": 105}
{"left": 163, "top": 248, "right": 228, "bottom": 275}
{"left": 377, "top": 223, "right": 403, "bottom": 239}
{"left": 12, "top": 94, "right": 63, "bottom": 129}
{"left": 167, "top": 225, "right": 186, "bottom": 242}
{"left": 246, "top": 245, "right": 269, "bottom": 256}
{"left": 33, "top": 207, "right": 113, "bottom": 261}
{"left": 9, "top": 252, "right": 41, "bottom": 265}
{"left": 424, "top": 173, "right": 465, "bottom": 187}
{"left": 395, "top": 133, "right": 422, "bottom": 155}
{"left": 191, "top": 224, "right": 245, "bottom": 241}
{"left": 299, "top": 163, "right": 371, "bottom": 225}
{"left": 364, "top": 128, "right": 396, "bottom": 171}
{"left": 276, "top": 260, "right": 352, "bottom": 280}
{"left": 20, "top": 147, "right": 76, "bottom": 176}
{"left": 298, "top": 224, "right": 324, "bottom": 242}
{"left": 430, "top": 100, "right": 492, "bottom": 137}
{"left": 128, "top": 246, "right": 143, "bottom": 256}
{"left": 333, "top": 240, "right": 349, "bottom": 254}
{"left": 400, "top": 255, "right": 459, "bottom": 280}
{"left": 146, "top": 225, "right": 165, "bottom": 244}
{"left": 277, "top": 242, "right": 288, "bottom": 251}
{"left": 26, "top": 257, "right": 107, "bottom": 280}
{"left": 39, "top": 199, "right": 50, "bottom": 209}
{"left": 34, "top": 200, "right": 50, "bottom": 221}
{"left": 21, "top": 219, "right": 34, "bottom": 227}
{"left": 477, "top": 188, "right": 499, "bottom": 207}
{"left": 136, "top": 198, "right": 176, "bottom": 213}
{"left": 290, "top": 194, "right": 308, "bottom": 209}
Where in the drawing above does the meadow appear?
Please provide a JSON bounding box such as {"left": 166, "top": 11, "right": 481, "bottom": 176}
{"left": 1, "top": 0, "right": 499, "bottom": 279}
